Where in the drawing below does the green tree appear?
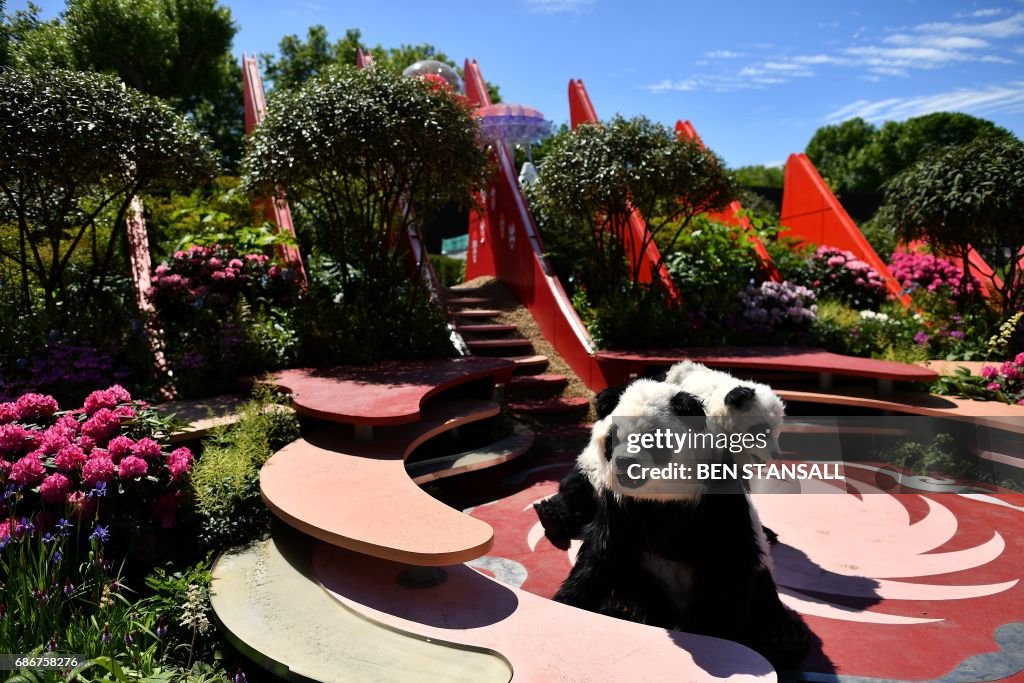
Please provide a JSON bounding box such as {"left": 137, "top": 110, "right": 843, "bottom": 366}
{"left": 805, "top": 117, "right": 877, "bottom": 191}
{"left": 0, "top": 68, "right": 216, "bottom": 319}
{"left": 733, "top": 164, "right": 784, "bottom": 188}
{"left": 880, "top": 136, "right": 1024, "bottom": 310}
{"left": 260, "top": 24, "right": 501, "bottom": 101}
{"left": 533, "top": 115, "right": 737, "bottom": 300}
{"left": 241, "top": 66, "right": 489, "bottom": 363}
{"left": 3, "top": 0, "right": 242, "bottom": 166}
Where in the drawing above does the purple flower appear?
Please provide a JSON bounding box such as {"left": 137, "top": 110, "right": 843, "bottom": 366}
{"left": 90, "top": 525, "right": 110, "bottom": 545}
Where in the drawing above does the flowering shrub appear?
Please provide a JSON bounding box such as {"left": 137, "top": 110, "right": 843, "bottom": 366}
{"left": 848, "top": 309, "right": 929, "bottom": 363}
{"left": 980, "top": 355, "right": 1024, "bottom": 405}
{"left": 0, "top": 338, "right": 133, "bottom": 404}
{"left": 149, "top": 244, "right": 300, "bottom": 397}
{"left": 800, "top": 246, "right": 888, "bottom": 310}
{"left": 889, "top": 250, "right": 979, "bottom": 301}
{"left": 149, "top": 244, "right": 297, "bottom": 314}
{"left": 0, "top": 386, "right": 192, "bottom": 541}
{"left": 735, "top": 280, "right": 817, "bottom": 336}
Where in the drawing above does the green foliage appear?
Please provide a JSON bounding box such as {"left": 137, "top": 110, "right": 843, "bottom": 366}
{"left": 805, "top": 113, "right": 1015, "bottom": 192}
{"left": 429, "top": 254, "right": 465, "bottom": 288}
{"left": 880, "top": 135, "right": 1024, "bottom": 310}
{"left": 664, "top": 215, "right": 759, "bottom": 315}
{"left": 190, "top": 387, "right": 299, "bottom": 550}
{"left": 858, "top": 214, "right": 898, "bottom": 260}
{"left": 259, "top": 24, "right": 501, "bottom": 102}
{"left": 733, "top": 164, "right": 784, "bottom": 188}
{"left": 933, "top": 366, "right": 994, "bottom": 402}
{"left": 532, "top": 115, "right": 738, "bottom": 304}
{"left": 4, "top": 0, "right": 242, "bottom": 167}
{"left": 242, "top": 66, "right": 485, "bottom": 362}
{"left": 571, "top": 285, "right": 685, "bottom": 350}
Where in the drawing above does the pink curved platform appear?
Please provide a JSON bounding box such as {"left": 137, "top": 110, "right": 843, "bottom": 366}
{"left": 313, "top": 543, "right": 775, "bottom": 683}
{"left": 271, "top": 357, "right": 515, "bottom": 426}
{"left": 597, "top": 347, "right": 938, "bottom": 385}
{"left": 261, "top": 399, "right": 500, "bottom": 566}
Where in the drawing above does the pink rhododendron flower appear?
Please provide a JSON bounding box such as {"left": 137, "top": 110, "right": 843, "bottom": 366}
{"left": 113, "top": 405, "right": 137, "bottom": 422}
{"left": 54, "top": 443, "right": 86, "bottom": 472}
{"left": 132, "top": 437, "right": 161, "bottom": 460}
{"left": 987, "top": 382, "right": 1002, "bottom": 392}
{"left": 78, "top": 435, "right": 95, "bottom": 453}
{"left": 40, "top": 473, "right": 71, "bottom": 504}
{"left": 0, "top": 403, "right": 17, "bottom": 424}
{"left": 1016, "top": 352, "right": 1024, "bottom": 367}
{"left": 118, "top": 455, "right": 148, "bottom": 480}
{"left": 0, "top": 459, "right": 12, "bottom": 478}
{"left": 107, "top": 435, "right": 134, "bottom": 462}
{"left": 82, "top": 453, "right": 115, "bottom": 487}
{"left": 36, "top": 429, "right": 71, "bottom": 456}
{"left": 15, "top": 393, "right": 59, "bottom": 421}
{"left": 82, "top": 385, "right": 131, "bottom": 414}
{"left": 81, "top": 409, "right": 120, "bottom": 444}
{"left": 981, "top": 366, "right": 998, "bottom": 379}
{"left": 154, "top": 492, "right": 179, "bottom": 529}
{"left": 0, "top": 424, "right": 33, "bottom": 454}
{"left": 10, "top": 453, "right": 45, "bottom": 486}
{"left": 166, "top": 447, "right": 193, "bottom": 480}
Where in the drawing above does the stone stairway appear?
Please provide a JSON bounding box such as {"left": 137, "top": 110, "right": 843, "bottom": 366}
{"left": 445, "top": 279, "right": 590, "bottom": 426}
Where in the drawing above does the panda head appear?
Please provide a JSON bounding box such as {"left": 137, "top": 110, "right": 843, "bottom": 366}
{"left": 665, "top": 361, "right": 786, "bottom": 468}
{"left": 587, "top": 379, "right": 712, "bottom": 502}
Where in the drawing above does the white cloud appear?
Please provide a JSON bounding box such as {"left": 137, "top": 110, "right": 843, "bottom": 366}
{"left": 915, "top": 11, "right": 1024, "bottom": 38}
{"left": 524, "top": 0, "right": 594, "bottom": 14}
{"left": 706, "top": 50, "right": 744, "bottom": 59}
{"left": 884, "top": 33, "right": 990, "bottom": 49}
{"left": 644, "top": 79, "right": 697, "bottom": 93}
{"left": 972, "top": 8, "right": 1004, "bottom": 17}
{"left": 825, "top": 83, "right": 1024, "bottom": 123}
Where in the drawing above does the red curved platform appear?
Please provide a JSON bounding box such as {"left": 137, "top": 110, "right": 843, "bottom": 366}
{"left": 270, "top": 357, "right": 515, "bottom": 426}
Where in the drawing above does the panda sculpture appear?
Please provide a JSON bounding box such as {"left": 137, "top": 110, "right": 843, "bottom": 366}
{"left": 534, "top": 364, "right": 785, "bottom": 543}
{"left": 553, "top": 379, "right": 810, "bottom": 668}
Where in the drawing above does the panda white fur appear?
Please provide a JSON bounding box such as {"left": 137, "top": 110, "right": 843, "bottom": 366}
{"left": 535, "top": 364, "right": 786, "bottom": 544}
{"left": 553, "top": 379, "right": 811, "bottom": 669}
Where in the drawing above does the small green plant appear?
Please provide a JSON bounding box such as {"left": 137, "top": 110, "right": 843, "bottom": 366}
{"left": 190, "top": 387, "right": 299, "bottom": 550}
{"left": 429, "top": 254, "right": 466, "bottom": 288}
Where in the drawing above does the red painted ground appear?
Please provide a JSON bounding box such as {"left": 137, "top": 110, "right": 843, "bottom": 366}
{"left": 465, "top": 457, "right": 1024, "bottom": 681}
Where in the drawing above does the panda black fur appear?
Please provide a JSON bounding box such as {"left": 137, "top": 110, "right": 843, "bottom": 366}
{"left": 553, "top": 379, "right": 811, "bottom": 669}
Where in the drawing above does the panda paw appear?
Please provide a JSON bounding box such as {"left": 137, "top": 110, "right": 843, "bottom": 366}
{"left": 534, "top": 498, "right": 575, "bottom": 547}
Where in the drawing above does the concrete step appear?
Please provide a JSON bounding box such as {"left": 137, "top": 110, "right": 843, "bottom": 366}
{"left": 466, "top": 338, "right": 534, "bottom": 356}
{"left": 210, "top": 532, "right": 511, "bottom": 683}
{"left": 456, "top": 323, "right": 518, "bottom": 336}
{"left": 406, "top": 424, "right": 534, "bottom": 484}
{"left": 453, "top": 309, "right": 502, "bottom": 319}
{"left": 508, "top": 396, "right": 590, "bottom": 417}
{"left": 446, "top": 297, "right": 491, "bottom": 307}
{"left": 508, "top": 373, "right": 568, "bottom": 395}
{"left": 501, "top": 355, "right": 550, "bottom": 375}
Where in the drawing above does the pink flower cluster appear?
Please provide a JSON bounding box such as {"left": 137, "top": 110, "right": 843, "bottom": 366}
{"left": 807, "top": 246, "right": 889, "bottom": 309}
{"left": 888, "top": 250, "right": 979, "bottom": 300}
{"left": 0, "top": 386, "right": 193, "bottom": 527}
{"left": 980, "top": 354, "right": 1024, "bottom": 406}
{"left": 148, "top": 244, "right": 296, "bottom": 314}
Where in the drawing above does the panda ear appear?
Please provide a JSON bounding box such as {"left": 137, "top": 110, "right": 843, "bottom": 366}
{"left": 670, "top": 391, "right": 705, "bottom": 417}
{"left": 595, "top": 385, "right": 628, "bottom": 420}
{"left": 724, "top": 386, "right": 756, "bottom": 409}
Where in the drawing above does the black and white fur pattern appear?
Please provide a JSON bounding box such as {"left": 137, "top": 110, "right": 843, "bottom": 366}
{"left": 535, "top": 365, "right": 786, "bottom": 544}
{"left": 553, "top": 380, "right": 810, "bottom": 669}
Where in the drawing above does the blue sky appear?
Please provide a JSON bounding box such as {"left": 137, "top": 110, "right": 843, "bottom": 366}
{"left": 13, "top": 0, "right": 1024, "bottom": 167}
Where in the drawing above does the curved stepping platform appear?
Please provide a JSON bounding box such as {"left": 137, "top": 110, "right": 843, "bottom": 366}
{"left": 271, "top": 358, "right": 515, "bottom": 426}
{"left": 456, "top": 323, "right": 517, "bottom": 335}
{"left": 313, "top": 544, "right": 776, "bottom": 683}
{"left": 777, "top": 387, "right": 1024, "bottom": 433}
{"left": 406, "top": 424, "right": 534, "bottom": 484}
{"left": 261, "top": 399, "right": 500, "bottom": 565}
{"left": 508, "top": 373, "right": 568, "bottom": 392}
{"left": 509, "top": 396, "right": 589, "bottom": 416}
{"left": 598, "top": 346, "right": 938, "bottom": 387}
{"left": 211, "top": 534, "right": 512, "bottom": 683}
